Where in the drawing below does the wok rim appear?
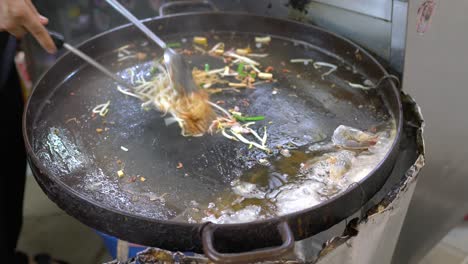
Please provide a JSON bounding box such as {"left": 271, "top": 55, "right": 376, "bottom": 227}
{"left": 23, "top": 11, "right": 403, "bottom": 231}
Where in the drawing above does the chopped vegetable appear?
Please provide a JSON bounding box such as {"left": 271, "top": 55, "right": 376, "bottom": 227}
{"left": 121, "top": 146, "right": 129, "bottom": 152}
{"left": 230, "top": 108, "right": 241, "bottom": 115}
{"left": 92, "top": 101, "right": 110, "bottom": 117}
{"left": 223, "top": 66, "right": 230, "bottom": 76}
{"left": 136, "top": 52, "right": 147, "bottom": 60}
{"left": 208, "top": 101, "right": 232, "bottom": 118}
{"left": 236, "top": 47, "right": 251, "bottom": 56}
{"left": 221, "top": 129, "right": 238, "bottom": 141}
{"left": 233, "top": 114, "right": 265, "bottom": 122}
{"left": 208, "top": 103, "right": 270, "bottom": 152}
{"left": 177, "top": 162, "right": 184, "bottom": 169}
{"left": 117, "top": 85, "right": 143, "bottom": 100}
{"left": 140, "top": 177, "right": 146, "bottom": 182}
{"left": 65, "top": 118, "right": 79, "bottom": 124}
{"left": 313, "top": 62, "right": 337, "bottom": 80}
{"left": 204, "top": 67, "right": 225, "bottom": 75}
{"left": 258, "top": 72, "right": 273, "bottom": 80}
{"left": 247, "top": 53, "right": 269, "bottom": 58}
{"left": 231, "top": 131, "right": 270, "bottom": 152}
{"left": 209, "top": 42, "right": 225, "bottom": 56}
{"left": 194, "top": 45, "right": 207, "bottom": 54}
{"left": 228, "top": 82, "right": 248, "bottom": 88}
{"left": 114, "top": 36, "right": 277, "bottom": 151}
{"left": 149, "top": 66, "right": 158, "bottom": 75}
{"left": 250, "top": 64, "right": 261, "bottom": 73}
{"left": 96, "top": 128, "right": 104, "bottom": 134}
{"left": 261, "top": 127, "right": 268, "bottom": 146}
{"left": 117, "top": 44, "right": 131, "bottom": 52}
{"left": 192, "top": 68, "right": 225, "bottom": 88}
{"left": 237, "top": 62, "right": 245, "bottom": 75}
{"left": 224, "top": 51, "right": 260, "bottom": 66}
{"left": 206, "top": 88, "right": 224, "bottom": 94}
{"left": 347, "top": 82, "right": 372, "bottom": 90}
{"left": 290, "top": 58, "right": 313, "bottom": 65}
{"left": 220, "top": 66, "right": 239, "bottom": 77}
{"left": 167, "top": 42, "right": 182, "bottom": 48}
{"left": 255, "top": 36, "right": 271, "bottom": 44}
{"left": 193, "top": 36, "right": 208, "bottom": 46}
{"left": 214, "top": 49, "right": 223, "bottom": 55}
{"left": 117, "top": 170, "right": 125, "bottom": 177}
{"left": 118, "top": 54, "right": 139, "bottom": 62}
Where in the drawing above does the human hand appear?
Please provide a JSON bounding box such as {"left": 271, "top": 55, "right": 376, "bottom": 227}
{"left": 0, "top": 0, "right": 56, "bottom": 53}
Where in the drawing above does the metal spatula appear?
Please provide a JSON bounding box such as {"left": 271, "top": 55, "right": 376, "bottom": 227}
{"left": 105, "top": 0, "right": 199, "bottom": 94}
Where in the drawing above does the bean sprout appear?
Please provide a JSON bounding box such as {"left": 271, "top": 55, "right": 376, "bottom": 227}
{"left": 290, "top": 58, "right": 314, "bottom": 65}
{"left": 347, "top": 82, "right": 372, "bottom": 90}
{"left": 224, "top": 51, "right": 260, "bottom": 66}
{"left": 247, "top": 53, "right": 269, "bottom": 58}
{"left": 314, "top": 62, "right": 338, "bottom": 80}
{"left": 92, "top": 101, "right": 110, "bottom": 117}
{"left": 209, "top": 42, "right": 225, "bottom": 55}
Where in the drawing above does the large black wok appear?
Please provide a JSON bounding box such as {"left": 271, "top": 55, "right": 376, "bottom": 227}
{"left": 23, "top": 9, "right": 402, "bottom": 264}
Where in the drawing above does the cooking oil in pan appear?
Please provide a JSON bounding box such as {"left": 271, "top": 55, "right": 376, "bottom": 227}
{"left": 179, "top": 122, "right": 396, "bottom": 224}
{"left": 31, "top": 32, "right": 397, "bottom": 223}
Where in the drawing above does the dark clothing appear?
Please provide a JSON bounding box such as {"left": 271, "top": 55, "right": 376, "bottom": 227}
{"left": 0, "top": 32, "right": 27, "bottom": 263}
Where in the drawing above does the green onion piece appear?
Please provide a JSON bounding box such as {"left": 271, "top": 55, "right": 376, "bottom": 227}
{"left": 150, "top": 67, "right": 158, "bottom": 75}
{"left": 250, "top": 72, "right": 257, "bottom": 78}
{"left": 237, "top": 62, "right": 245, "bottom": 74}
{"left": 204, "top": 63, "right": 210, "bottom": 72}
{"left": 167, "top": 42, "right": 182, "bottom": 48}
{"left": 233, "top": 114, "right": 265, "bottom": 122}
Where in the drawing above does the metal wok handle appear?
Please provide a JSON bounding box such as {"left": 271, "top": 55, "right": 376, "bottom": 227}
{"left": 159, "top": 0, "right": 217, "bottom": 16}
{"left": 202, "top": 221, "right": 294, "bottom": 264}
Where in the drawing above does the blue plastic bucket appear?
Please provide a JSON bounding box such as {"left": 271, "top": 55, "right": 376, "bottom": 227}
{"left": 96, "top": 231, "right": 147, "bottom": 259}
